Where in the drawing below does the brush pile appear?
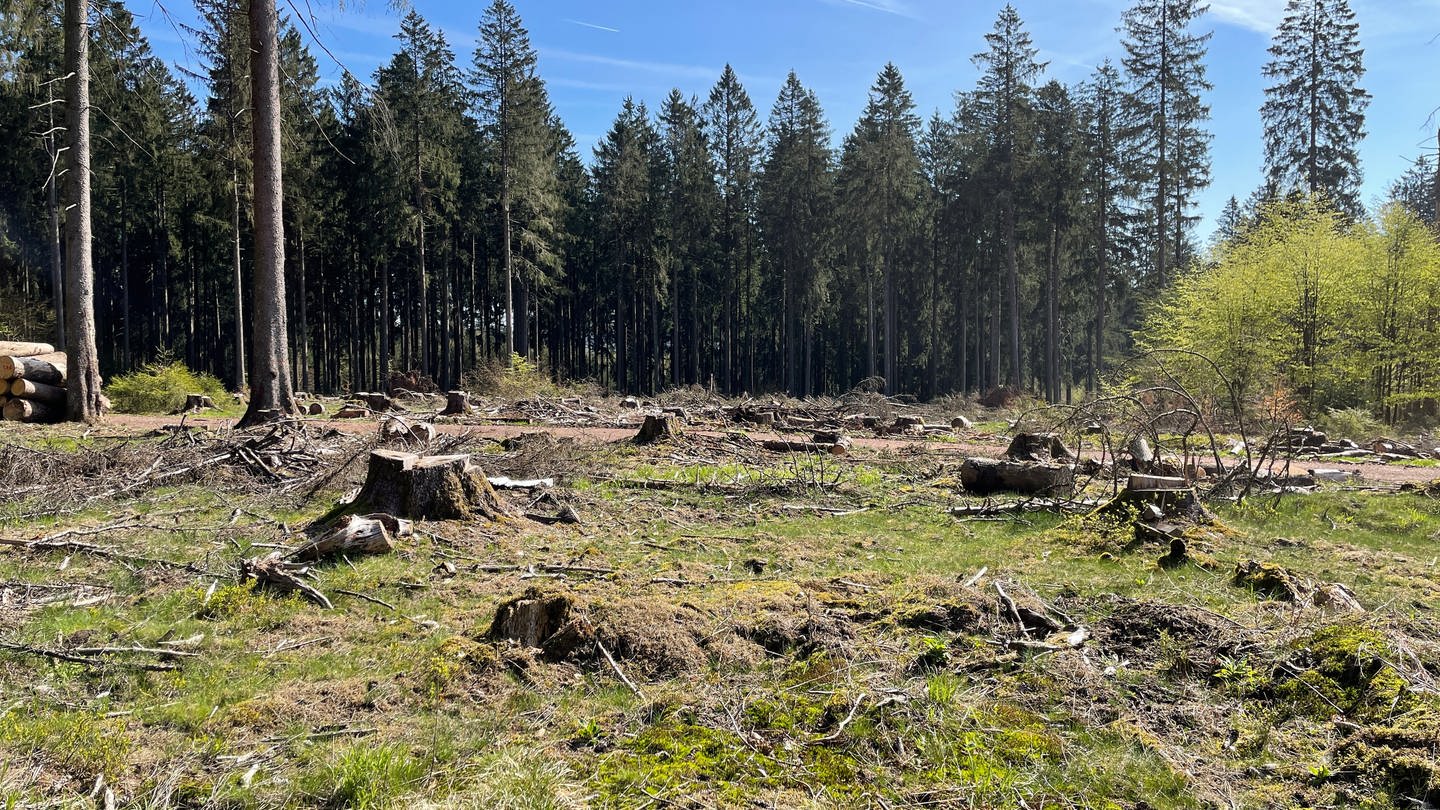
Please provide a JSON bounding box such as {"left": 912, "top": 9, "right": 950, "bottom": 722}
{"left": 0, "top": 341, "right": 67, "bottom": 423}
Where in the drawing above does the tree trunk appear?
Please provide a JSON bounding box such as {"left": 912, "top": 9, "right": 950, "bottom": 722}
{"left": 231, "top": 161, "right": 246, "bottom": 392}
{"left": 46, "top": 83, "right": 65, "bottom": 352}
{"left": 238, "top": 0, "right": 294, "bottom": 427}
{"left": 62, "top": 0, "right": 103, "bottom": 423}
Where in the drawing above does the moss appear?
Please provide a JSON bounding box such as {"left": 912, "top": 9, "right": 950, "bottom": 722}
{"left": 1275, "top": 625, "right": 1417, "bottom": 722}
{"left": 1330, "top": 723, "right": 1440, "bottom": 807}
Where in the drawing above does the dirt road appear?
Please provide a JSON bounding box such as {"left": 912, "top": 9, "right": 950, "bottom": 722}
{"left": 97, "top": 412, "right": 1438, "bottom": 487}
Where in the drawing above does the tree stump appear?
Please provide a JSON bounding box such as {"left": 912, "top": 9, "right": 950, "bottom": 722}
{"left": 380, "top": 416, "right": 436, "bottom": 445}
{"left": 635, "top": 414, "right": 683, "bottom": 443}
{"left": 488, "top": 591, "right": 577, "bottom": 649}
{"left": 181, "top": 393, "right": 217, "bottom": 412}
{"left": 1004, "top": 432, "right": 1072, "bottom": 462}
{"left": 959, "top": 457, "right": 1074, "bottom": 496}
{"left": 358, "top": 392, "right": 396, "bottom": 412}
{"left": 355, "top": 449, "right": 510, "bottom": 520}
{"left": 440, "top": 390, "right": 473, "bottom": 416}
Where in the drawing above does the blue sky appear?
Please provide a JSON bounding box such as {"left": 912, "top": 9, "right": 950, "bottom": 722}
{"left": 131, "top": 0, "right": 1440, "bottom": 235}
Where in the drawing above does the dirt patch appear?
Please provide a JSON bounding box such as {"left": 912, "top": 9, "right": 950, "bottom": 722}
{"left": 1087, "top": 595, "right": 1250, "bottom": 671}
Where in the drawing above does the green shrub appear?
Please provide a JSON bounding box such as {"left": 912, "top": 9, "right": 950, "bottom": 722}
{"left": 105, "top": 361, "right": 230, "bottom": 414}
{"left": 1317, "top": 406, "right": 1383, "bottom": 442}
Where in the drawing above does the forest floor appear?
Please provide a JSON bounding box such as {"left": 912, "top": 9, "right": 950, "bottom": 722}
{"left": 0, "top": 392, "right": 1438, "bottom": 809}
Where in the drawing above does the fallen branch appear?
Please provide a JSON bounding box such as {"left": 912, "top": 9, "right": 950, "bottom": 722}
{"left": 595, "top": 637, "right": 646, "bottom": 700}
{"left": 814, "top": 693, "right": 866, "bottom": 743}
{"left": 0, "top": 641, "right": 178, "bottom": 671}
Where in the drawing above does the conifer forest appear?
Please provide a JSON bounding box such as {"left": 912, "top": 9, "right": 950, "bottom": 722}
{"left": 1, "top": 0, "right": 1431, "bottom": 409}
{"left": 1, "top": 1, "right": 1439, "bottom": 808}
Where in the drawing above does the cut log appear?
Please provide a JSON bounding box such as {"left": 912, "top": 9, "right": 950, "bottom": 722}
{"left": 1004, "top": 432, "right": 1073, "bottom": 462}
{"left": 635, "top": 414, "right": 684, "bottom": 443}
{"left": 379, "top": 416, "right": 436, "bottom": 445}
{"left": 306, "top": 402, "right": 324, "bottom": 416}
{"left": 950, "top": 415, "right": 974, "bottom": 430}
{"left": 9, "top": 378, "right": 65, "bottom": 406}
{"left": 0, "top": 353, "right": 66, "bottom": 385}
{"left": 439, "top": 390, "right": 473, "bottom": 416}
{"left": 0, "top": 341, "right": 55, "bottom": 357}
{"left": 332, "top": 405, "right": 368, "bottom": 419}
{"left": 289, "top": 513, "right": 412, "bottom": 562}
{"left": 762, "top": 439, "right": 850, "bottom": 455}
{"left": 959, "top": 457, "right": 1074, "bottom": 496}
{"left": 3, "top": 398, "right": 60, "bottom": 423}
{"left": 354, "top": 449, "right": 510, "bottom": 520}
{"left": 180, "top": 393, "right": 217, "bottom": 412}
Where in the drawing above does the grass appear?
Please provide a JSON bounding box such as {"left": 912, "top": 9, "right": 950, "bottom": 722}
{"left": 0, "top": 423, "right": 1437, "bottom": 808}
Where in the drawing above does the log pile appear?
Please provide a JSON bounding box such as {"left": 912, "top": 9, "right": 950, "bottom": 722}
{"left": 0, "top": 341, "right": 67, "bottom": 423}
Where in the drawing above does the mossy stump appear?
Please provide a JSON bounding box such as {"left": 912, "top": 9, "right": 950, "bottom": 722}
{"left": 355, "top": 449, "right": 510, "bottom": 520}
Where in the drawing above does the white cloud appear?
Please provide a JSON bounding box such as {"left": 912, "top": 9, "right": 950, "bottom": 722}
{"left": 821, "top": 0, "right": 918, "bottom": 18}
{"left": 1206, "top": 0, "right": 1287, "bottom": 34}
{"left": 539, "top": 47, "right": 723, "bottom": 81}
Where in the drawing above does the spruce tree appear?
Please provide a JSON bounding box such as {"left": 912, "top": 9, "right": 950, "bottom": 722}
{"left": 1078, "top": 59, "right": 1131, "bottom": 392}
{"left": 973, "top": 4, "right": 1045, "bottom": 389}
{"left": 703, "top": 65, "right": 761, "bottom": 392}
{"left": 1120, "top": 0, "right": 1212, "bottom": 286}
{"left": 62, "top": 0, "right": 103, "bottom": 421}
{"left": 658, "top": 90, "right": 718, "bottom": 387}
{"left": 1261, "top": 0, "right": 1369, "bottom": 216}
{"left": 473, "top": 0, "right": 551, "bottom": 362}
{"left": 760, "top": 72, "right": 834, "bottom": 396}
{"left": 239, "top": 0, "right": 293, "bottom": 426}
{"left": 838, "top": 64, "right": 920, "bottom": 395}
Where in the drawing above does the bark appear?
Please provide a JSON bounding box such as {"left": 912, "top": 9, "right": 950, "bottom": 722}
{"left": 10, "top": 379, "right": 67, "bottom": 406}
{"left": 62, "top": 0, "right": 103, "bottom": 423}
{"left": 239, "top": 0, "right": 294, "bottom": 427}
{"left": 959, "top": 457, "right": 1073, "bottom": 496}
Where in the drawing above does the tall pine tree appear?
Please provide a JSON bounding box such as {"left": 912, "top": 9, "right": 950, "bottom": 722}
{"left": 1261, "top": 0, "right": 1369, "bottom": 216}
{"left": 1120, "top": 0, "right": 1212, "bottom": 287}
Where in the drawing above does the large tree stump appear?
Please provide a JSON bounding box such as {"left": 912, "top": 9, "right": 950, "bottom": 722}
{"left": 1004, "top": 432, "right": 1072, "bottom": 462}
{"left": 960, "top": 457, "right": 1074, "bottom": 496}
{"left": 0, "top": 353, "right": 66, "bottom": 385}
{"left": 439, "top": 390, "right": 473, "bottom": 416}
{"left": 635, "top": 414, "right": 683, "bottom": 444}
{"left": 355, "top": 449, "right": 510, "bottom": 520}
{"left": 9, "top": 379, "right": 66, "bottom": 406}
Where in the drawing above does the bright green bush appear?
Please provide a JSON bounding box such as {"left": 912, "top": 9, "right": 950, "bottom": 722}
{"left": 105, "top": 361, "right": 230, "bottom": 414}
{"left": 1141, "top": 199, "right": 1440, "bottom": 423}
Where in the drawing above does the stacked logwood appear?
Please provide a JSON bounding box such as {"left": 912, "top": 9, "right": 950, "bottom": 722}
{"left": 0, "top": 341, "right": 67, "bottom": 423}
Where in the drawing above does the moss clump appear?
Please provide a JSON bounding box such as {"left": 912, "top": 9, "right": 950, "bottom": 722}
{"left": 1330, "top": 722, "right": 1440, "bottom": 808}
{"left": 1276, "top": 625, "right": 1416, "bottom": 722}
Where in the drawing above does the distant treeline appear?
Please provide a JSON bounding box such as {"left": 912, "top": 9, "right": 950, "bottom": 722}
{"left": 1, "top": 0, "right": 1434, "bottom": 399}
